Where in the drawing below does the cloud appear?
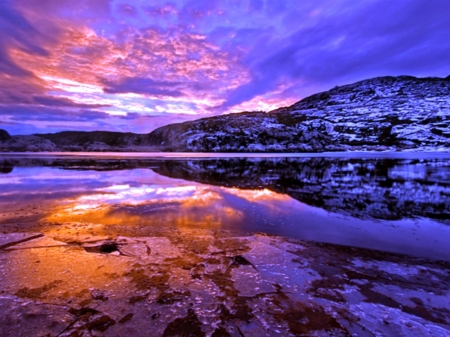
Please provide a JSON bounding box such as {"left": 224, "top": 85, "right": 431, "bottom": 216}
{"left": 0, "top": 2, "right": 49, "bottom": 77}
{"left": 144, "top": 3, "right": 178, "bottom": 17}
{"left": 102, "top": 77, "right": 184, "bottom": 97}
{"left": 1, "top": 0, "right": 450, "bottom": 135}
{"left": 0, "top": 1, "right": 116, "bottom": 111}
{"left": 1, "top": 107, "right": 197, "bottom": 135}
{"left": 0, "top": 105, "right": 109, "bottom": 121}
{"left": 218, "top": 0, "right": 450, "bottom": 108}
{"left": 32, "top": 95, "right": 109, "bottom": 108}
{"left": 118, "top": 4, "right": 137, "bottom": 16}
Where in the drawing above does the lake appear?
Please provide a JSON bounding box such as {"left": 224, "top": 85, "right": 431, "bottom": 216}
{"left": 1, "top": 152, "right": 449, "bottom": 260}
{"left": 2, "top": 152, "right": 450, "bottom": 336}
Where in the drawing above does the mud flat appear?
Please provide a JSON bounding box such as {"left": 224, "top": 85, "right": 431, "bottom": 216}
{"left": 0, "top": 221, "right": 449, "bottom": 337}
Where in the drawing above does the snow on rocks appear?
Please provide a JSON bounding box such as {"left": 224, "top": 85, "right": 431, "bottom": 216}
{"left": 147, "top": 75, "right": 450, "bottom": 152}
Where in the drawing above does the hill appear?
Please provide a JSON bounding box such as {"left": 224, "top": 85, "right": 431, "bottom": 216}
{"left": 1, "top": 75, "right": 449, "bottom": 152}
{"left": 146, "top": 75, "right": 450, "bottom": 152}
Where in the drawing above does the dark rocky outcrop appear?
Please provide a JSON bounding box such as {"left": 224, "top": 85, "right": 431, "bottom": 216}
{"left": 35, "top": 131, "right": 142, "bottom": 152}
{"left": 0, "top": 129, "right": 11, "bottom": 141}
{"left": 36, "top": 131, "right": 138, "bottom": 147}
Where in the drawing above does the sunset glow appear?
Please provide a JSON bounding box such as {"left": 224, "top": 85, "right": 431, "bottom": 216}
{"left": 1, "top": 0, "right": 449, "bottom": 134}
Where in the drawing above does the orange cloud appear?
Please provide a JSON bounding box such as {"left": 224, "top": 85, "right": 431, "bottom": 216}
{"left": 9, "top": 19, "right": 250, "bottom": 115}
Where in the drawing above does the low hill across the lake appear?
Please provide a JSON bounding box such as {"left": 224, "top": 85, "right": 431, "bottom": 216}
{"left": 0, "top": 131, "right": 159, "bottom": 152}
{"left": 1, "top": 75, "right": 449, "bottom": 152}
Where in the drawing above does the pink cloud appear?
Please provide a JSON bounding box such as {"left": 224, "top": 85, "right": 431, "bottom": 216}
{"left": 3, "top": 0, "right": 448, "bottom": 136}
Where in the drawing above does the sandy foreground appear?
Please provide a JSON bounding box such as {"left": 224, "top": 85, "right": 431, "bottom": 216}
{"left": 0, "top": 221, "right": 449, "bottom": 337}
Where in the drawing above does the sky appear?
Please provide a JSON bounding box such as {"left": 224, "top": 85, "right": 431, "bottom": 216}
{"left": 1, "top": 0, "right": 450, "bottom": 135}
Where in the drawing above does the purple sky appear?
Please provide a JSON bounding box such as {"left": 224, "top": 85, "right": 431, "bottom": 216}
{"left": 1, "top": 0, "right": 449, "bottom": 135}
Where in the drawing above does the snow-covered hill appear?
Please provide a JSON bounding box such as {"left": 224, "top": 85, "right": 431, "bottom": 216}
{"left": 1, "top": 75, "right": 449, "bottom": 152}
{"left": 147, "top": 75, "right": 450, "bottom": 152}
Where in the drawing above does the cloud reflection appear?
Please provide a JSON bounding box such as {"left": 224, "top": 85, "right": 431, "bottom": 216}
{"left": 38, "top": 177, "right": 304, "bottom": 238}
{"left": 52, "top": 183, "right": 243, "bottom": 229}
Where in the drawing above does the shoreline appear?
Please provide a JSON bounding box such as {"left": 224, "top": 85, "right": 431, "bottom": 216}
{"left": 2, "top": 150, "right": 450, "bottom": 159}
{"left": 1, "top": 226, "right": 449, "bottom": 336}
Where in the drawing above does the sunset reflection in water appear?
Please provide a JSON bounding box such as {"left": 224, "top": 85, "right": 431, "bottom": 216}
{"left": 0, "top": 166, "right": 295, "bottom": 236}
{"left": 49, "top": 180, "right": 293, "bottom": 231}
{"left": 2, "top": 159, "right": 450, "bottom": 261}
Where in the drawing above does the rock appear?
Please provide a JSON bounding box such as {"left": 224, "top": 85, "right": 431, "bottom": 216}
{"left": 398, "top": 140, "right": 417, "bottom": 148}
{"left": 0, "top": 135, "right": 57, "bottom": 152}
{"left": 0, "top": 233, "right": 43, "bottom": 249}
{"left": 85, "top": 141, "right": 112, "bottom": 152}
{"left": 83, "top": 240, "right": 120, "bottom": 254}
{"left": 1, "top": 232, "right": 450, "bottom": 336}
{"left": 91, "top": 289, "right": 108, "bottom": 301}
{"left": 0, "top": 297, "right": 72, "bottom": 336}
{"left": 143, "top": 75, "right": 450, "bottom": 152}
{"left": 116, "top": 237, "right": 151, "bottom": 259}
{"left": 0, "top": 129, "right": 11, "bottom": 141}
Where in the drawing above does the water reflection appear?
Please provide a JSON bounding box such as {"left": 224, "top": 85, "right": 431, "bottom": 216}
{"left": 1, "top": 155, "right": 450, "bottom": 260}
{"left": 52, "top": 180, "right": 244, "bottom": 230}
{"left": 150, "top": 157, "right": 450, "bottom": 222}
{"left": 3, "top": 156, "right": 449, "bottom": 221}
{"left": 0, "top": 159, "right": 13, "bottom": 174}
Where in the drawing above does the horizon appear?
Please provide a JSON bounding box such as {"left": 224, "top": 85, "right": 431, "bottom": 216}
{"left": 1, "top": 0, "right": 450, "bottom": 135}
{"left": 3, "top": 73, "right": 449, "bottom": 137}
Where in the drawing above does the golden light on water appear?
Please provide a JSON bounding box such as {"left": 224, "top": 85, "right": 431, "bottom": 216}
{"left": 45, "top": 184, "right": 256, "bottom": 230}
{"left": 223, "top": 188, "right": 291, "bottom": 203}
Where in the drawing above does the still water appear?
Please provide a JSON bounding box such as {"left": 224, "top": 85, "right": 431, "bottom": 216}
{"left": 1, "top": 153, "right": 449, "bottom": 260}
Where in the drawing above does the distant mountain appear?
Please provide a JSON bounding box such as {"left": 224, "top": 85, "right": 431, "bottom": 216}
{"left": 35, "top": 131, "right": 147, "bottom": 152}
{"left": 1, "top": 75, "right": 449, "bottom": 152}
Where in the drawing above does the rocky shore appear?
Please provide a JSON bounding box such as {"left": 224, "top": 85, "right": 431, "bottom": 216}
{"left": 1, "top": 224, "right": 450, "bottom": 336}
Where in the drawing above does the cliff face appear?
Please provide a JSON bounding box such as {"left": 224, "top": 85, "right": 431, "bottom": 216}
{"left": 146, "top": 75, "right": 450, "bottom": 152}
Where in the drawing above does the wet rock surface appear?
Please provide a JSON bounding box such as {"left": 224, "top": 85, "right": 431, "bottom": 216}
{"left": 1, "top": 226, "right": 449, "bottom": 336}
{"left": 1, "top": 155, "right": 450, "bottom": 336}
